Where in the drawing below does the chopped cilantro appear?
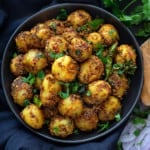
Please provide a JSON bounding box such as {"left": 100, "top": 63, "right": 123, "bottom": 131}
{"left": 56, "top": 8, "right": 68, "bottom": 20}
{"left": 115, "top": 113, "right": 121, "bottom": 122}
{"left": 97, "top": 122, "right": 109, "bottom": 133}
{"left": 23, "top": 99, "right": 30, "bottom": 107}
{"left": 49, "top": 51, "right": 65, "bottom": 59}
{"left": 22, "top": 73, "right": 36, "bottom": 85}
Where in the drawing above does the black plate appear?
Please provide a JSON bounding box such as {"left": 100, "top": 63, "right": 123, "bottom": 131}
{"left": 1, "top": 3, "right": 143, "bottom": 143}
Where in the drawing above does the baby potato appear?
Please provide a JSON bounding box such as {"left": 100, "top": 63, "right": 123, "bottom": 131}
{"left": 43, "top": 106, "right": 58, "bottom": 119}
{"left": 78, "top": 55, "right": 104, "bottom": 84}
{"left": 115, "top": 44, "right": 136, "bottom": 64}
{"left": 86, "top": 32, "right": 103, "bottom": 48}
{"left": 11, "top": 76, "right": 33, "bottom": 106}
{"left": 69, "top": 37, "right": 92, "bottom": 62}
{"left": 108, "top": 72, "right": 129, "bottom": 99}
{"left": 62, "top": 27, "right": 78, "bottom": 42}
{"left": 44, "top": 19, "right": 65, "bottom": 35}
{"left": 45, "top": 36, "right": 68, "bottom": 61}
{"left": 67, "top": 9, "right": 92, "bottom": 28}
{"left": 15, "top": 31, "right": 42, "bottom": 53}
{"left": 10, "top": 54, "right": 26, "bottom": 76}
{"left": 51, "top": 55, "right": 79, "bottom": 82}
{"left": 20, "top": 104, "right": 44, "bottom": 129}
{"left": 98, "top": 96, "right": 121, "bottom": 121}
{"left": 99, "top": 24, "right": 119, "bottom": 45}
{"left": 49, "top": 116, "right": 74, "bottom": 138}
{"left": 40, "top": 74, "right": 61, "bottom": 107}
{"left": 22, "top": 49, "right": 48, "bottom": 74}
{"left": 75, "top": 107, "right": 98, "bottom": 131}
{"left": 83, "top": 80, "right": 111, "bottom": 105}
{"left": 58, "top": 94, "right": 83, "bottom": 118}
{"left": 31, "top": 23, "right": 53, "bottom": 46}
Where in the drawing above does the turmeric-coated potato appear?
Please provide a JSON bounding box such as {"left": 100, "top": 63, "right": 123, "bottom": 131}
{"left": 115, "top": 44, "right": 136, "bottom": 64}
{"left": 20, "top": 104, "right": 44, "bottom": 129}
{"left": 49, "top": 116, "right": 74, "bottom": 138}
{"left": 22, "top": 49, "right": 48, "bottom": 74}
{"left": 69, "top": 37, "right": 92, "bottom": 62}
{"left": 78, "top": 55, "right": 104, "bottom": 84}
{"left": 75, "top": 107, "right": 98, "bottom": 131}
{"left": 58, "top": 94, "right": 83, "bottom": 118}
{"left": 108, "top": 72, "right": 129, "bottom": 99}
{"left": 15, "top": 31, "right": 42, "bottom": 53}
{"left": 99, "top": 24, "right": 119, "bottom": 45}
{"left": 40, "top": 74, "right": 61, "bottom": 107}
{"left": 11, "top": 76, "right": 33, "bottom": 106}
{"left": 10, "top": 54, "right": 26, "bottom": 76}
{"left": 51, "top": 55, "right": 79, "bottom": 82}
{"left": 83, "top": 80, "right": 111, "bottom": 105}
{"left": 45, "top": 36, "right": 68, "bottom": 61}
{"left": 67, "top": 9, "right": 92, "bottom": 28}
{"left": 98, "top": 96, "right": 121, "bottom": 121}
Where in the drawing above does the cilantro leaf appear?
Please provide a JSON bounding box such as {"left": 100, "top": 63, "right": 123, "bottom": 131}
{"left": 22, "top": 73, "right": 36, "bottom": 85}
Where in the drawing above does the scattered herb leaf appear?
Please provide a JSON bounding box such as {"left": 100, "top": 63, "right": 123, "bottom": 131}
{"left": 22, "top": 73, "right": 36, "bottom": 85}
{"left": 97, "top": 122, "right": 109, "bottom": 133}
{"left": 23, "top": 99, "right": 30, "bottom": 107}
{"left": 33, "top": 95, "right": 42, "bottom": 107}
{"left": 49, "top": 51, "right": 65, "bottom": 59}
{"left": 56, "top": 8, "right": 68, "bottom": 20}
{"left": 37, "top": 70, "right": 45, "bottom": 80}
{"left": 115, "top": 113, "right": 121, "bottom": 122}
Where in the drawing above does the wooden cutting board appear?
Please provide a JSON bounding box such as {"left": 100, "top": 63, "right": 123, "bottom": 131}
{"left": 140, "top": 38, "right": 150, "bottom": 106}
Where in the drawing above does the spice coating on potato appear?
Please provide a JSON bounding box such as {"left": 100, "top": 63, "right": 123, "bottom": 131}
{"left": 10, "top": 54, "right": 26, "bottom": 76}
{"left": 69, "top": 37, "right": 92, "bottom": 62}
{"left": 75, "top": 107, "right": 98, "bottom": 131}
{"left": 67, "top": 9, "right": 92, "bottom": 28}
{"left": 99, "top": 24, "right": 119, "bottom": 45}
{"left": 58, "top": 94, "right": 83, "bottom": 118}
{"left": 22, "top": 49, "right": 48, "bottom": 74}
{"left": 108, "top": 72, "right": 129, "bottom": 99}
{"left": 11, "top": 76, "right": 33, "bottom": 106}
{"left": 115, "top": 44, "right": 136, "bottom": 64}
{"left": 98, "top": 96, "right": 121, "bottom": 121}
{"left": 15, "top": 31, "right": 42, "bottom": 53}
{"left": 49, "top": 116, "right": 74, "bottom": 138}
{"left": 51, "top": 55, "right": 79, "bottom": 82}
{"left": 84, "top": 80, "right": 111, "bottom": 105}
{"left": 20, "top": 104, "right": 44, "bottom": 129}
{"left": 78, "top": 55, "right": 104, "bottom": 84}
{"left": 40, "top": 74, "right": 61, "bottom": 107}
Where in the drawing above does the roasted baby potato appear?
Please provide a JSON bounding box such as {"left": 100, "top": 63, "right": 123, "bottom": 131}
{"left": 84, "top": 80, "right": 111, "bottom": 105}
{"left": 67, "top": 9, "right": 92, "bottom": 28}
{"left": 99, "top": 24, "right": 119, "bottom": 45}
{"left": 40, "top": 74, "right": 61, "bottom": 107}
{"left": 115, "top": 44, "right": 136, "bottom": 64}
{"left": 22, "top": 49, "right": 48, "bottom": 74}
{"left": 11, "top": 76, "right": 33, "bottom": 106}
{"left": 20, "top": 104, "right": 44, "bottom": 129}
{"left": 58, "top": 94, "right": 83, "bottom": 118}
{"left": 49, "top": 116, "right": 74, "bottom": 138}
{"left": 78, "top": 55, "right": 104, "bottom": 84}
{"left": 75, "top": 107, "right": 98, "bottom": 131}
{"left": 69, "top": 37, "right": 92, "bottom": 62}
{"left": 98, "top": 96, "right": 121, "bottom": 121}
{"left": 51, "top": 55, "right": 79, "bottom": 82}
{"left": 10, "top": 54, "right": 26, "bottom": 76}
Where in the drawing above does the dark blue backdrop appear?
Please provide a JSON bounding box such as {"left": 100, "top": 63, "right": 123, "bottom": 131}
{"left": 0, "top": 0, "right": 135, "bottom": 149}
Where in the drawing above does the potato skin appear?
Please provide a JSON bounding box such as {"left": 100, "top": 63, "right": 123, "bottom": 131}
{"left": 40, "top": 74, "right": 61, "bottom": 107}
{"left": 49, "top": 116, "right": 74, "bottom": 138}
{"left": 45, "top": 36, "right": 68, "bottom": 61}
{"left": 115, "top": 44, "right": 136, "bottom": 64}
{"left": 15, "top": 31, "right": 42, "bottom": 53}
{"left": 10, "top": 54, "right": 26, "bottom": 76}
{"left": 75, "top": 107, "right": 98, "bottom": 131}
{"left": 99, "top": 24, "right": 119, "bottom": 45}
{"left": 22, "top": 49, "right": 48, "bottom": 74}
{"left": 69, "top": 37, "right": 92, "bottom": 62}
{"left": 20, "top": 104, "right": 44, "bottom": 129}
{"left": 58, "top": 94, "right": 83, "bottom": 118}
{"left": 84, "top": 80, "right": 111, "bottom": 105}
{"left": 51, "top": 55, "right": 79, "bottom": 82}
{"left": 78, "top": 55, "right": 104, "bottom": 84}
{"left": 98, "top": 96, "right": 121, "bottom": 121}
{"left": 67, "top": 9, "right": 92, "bottom": 28}
{"left": 11, "top": 76, "right": 33, "bottom": 106}
{"left": 108, "top": 72, "right": 129, "bottom": 99}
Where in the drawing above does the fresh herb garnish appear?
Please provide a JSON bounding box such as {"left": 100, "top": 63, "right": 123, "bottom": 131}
{"left": 97, "top": 122, "right": 109, "bottom": 133}
{"left": 86, "top": 90, "right": 92, "bottom": 96}
{"left": 13, "top": 52, "right": 17, "bottom": 58}
{"left": 88, "top": 18, "right": 104, "bottom": 30}
{"left": 132, "top": 116, "right": 146, "bottom": 125}
{"left": 23, "top": 99, "right": 30, "bottom": 107}
{"left": 74, "top": 129, "right": 79, "bottom": 135}
{"left": 37, "top": 70, "right": 45, "bottom": 80}
{"left": 134, "top": 129, "right": 141, "bottom": 136}
{"left": 56, "top": 8, "right": 68, "bottom": 20}
{"left": 53, "top": 127, "right": 59, "bottom": 134}
{"left": 45, "top": 119, "right": 50, "bottom": 125}
{"left": 22, "top": 73, "right": 36, "bottom": 85}
{"left": 49, "top": 51, "right": 65, "bottom": 59}
{"left": 115, "top": 113, "right": 121, "bottom": 122}
{"left": 58, "top": 82, "right": 70, "bottom": 99}
{"left": 33, "top": 95, "right": 42, "bottom": 107}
